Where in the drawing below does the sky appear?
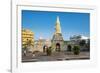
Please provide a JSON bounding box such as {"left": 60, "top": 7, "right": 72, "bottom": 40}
{"left": 22, "top": 10, "right": 90, "bottom": 40}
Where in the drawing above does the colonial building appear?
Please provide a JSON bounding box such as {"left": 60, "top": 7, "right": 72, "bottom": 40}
{"left": 22, "top": 29, "right": 34, "bottom": 52}
{"left": 33, "top": 38, "right": 51, "bottom": 52}
{"left": 51, "top": 16, "right": 64, "bottom": 52}
{"left": 69, "top": 35, "right": 89, "bottom": 51}
{"left": 69, "top": 35, "right": 89, "bottom": 45}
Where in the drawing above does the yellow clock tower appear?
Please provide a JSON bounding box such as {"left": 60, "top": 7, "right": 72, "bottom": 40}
{"left": 52, "top": 16, "right": 64, "bottom": 52}
{"left": 55, "top": 16, "right": 61, "bottom": 34}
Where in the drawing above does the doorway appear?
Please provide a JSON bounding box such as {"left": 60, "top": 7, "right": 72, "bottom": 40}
{"left": 56, "top": 43, "right": 61, "bottom": 52}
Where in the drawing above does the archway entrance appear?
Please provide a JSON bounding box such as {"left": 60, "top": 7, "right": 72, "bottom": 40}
{"left": 56, "top": 43, "right": 61, "bottom": 52}
{"left": 43, "top": 45, "right": 48, "bottom": 53}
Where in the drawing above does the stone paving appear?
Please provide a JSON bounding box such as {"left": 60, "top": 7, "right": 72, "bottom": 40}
{"left": 22, "top": 51, "right": 90, "bottom": 62}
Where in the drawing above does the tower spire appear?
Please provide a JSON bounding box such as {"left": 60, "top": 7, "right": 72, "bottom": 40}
{"left": 57, "top": 16, "right": 60, "bottom": 24}
{"left": 55, "top": 16, "right": 61, "bottom": 34}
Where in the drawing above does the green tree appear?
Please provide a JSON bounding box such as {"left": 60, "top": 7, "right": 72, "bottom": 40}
{"left": 73, "top": 45, "right": 80, "bottom": 55}
{"left": 46, "top": 47, "right": 52, "bottom": 56}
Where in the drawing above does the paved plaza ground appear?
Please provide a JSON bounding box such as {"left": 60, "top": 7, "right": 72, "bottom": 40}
{"left": 22, "top": 51, "right": 90, "bottom": 62}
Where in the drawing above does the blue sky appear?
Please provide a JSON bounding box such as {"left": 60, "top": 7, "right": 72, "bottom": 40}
{"left": 22, "top": 10, "right": 90, "bottom": 40}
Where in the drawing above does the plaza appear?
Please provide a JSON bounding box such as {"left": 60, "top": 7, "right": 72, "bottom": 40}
{"left": 22, "top": 51, "right": 90, "bottom": 62}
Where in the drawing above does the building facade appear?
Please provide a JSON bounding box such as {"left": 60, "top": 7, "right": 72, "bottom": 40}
{"left": 22, "top": 29, "right": 34, "bottom": 52}
{"left": 33, "top": 38, "right": 51, "bottom": 52}
{"left": 69, "top": 35, "right": 89, "bottom": 45}
{"left": 69, "top": 35, "right": 89, "bottom": 51}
